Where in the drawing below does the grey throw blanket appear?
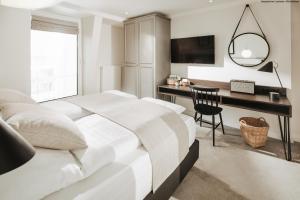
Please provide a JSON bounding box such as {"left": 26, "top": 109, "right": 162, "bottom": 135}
{"left": 68, "top": 93, "right": 189, "bottom": 191}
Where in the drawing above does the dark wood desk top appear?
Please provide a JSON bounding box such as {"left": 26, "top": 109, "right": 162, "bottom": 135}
{"left": 158, "top": 85, "right": 292, "bottom": 117}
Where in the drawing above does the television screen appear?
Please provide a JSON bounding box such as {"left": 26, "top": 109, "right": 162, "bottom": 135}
{"left": 171, "top": 35, "right": 215, "bottom": 64}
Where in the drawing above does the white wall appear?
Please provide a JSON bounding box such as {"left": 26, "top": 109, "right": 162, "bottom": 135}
{"left": 99, "top": 22, "right": 124, "bottom": 91}
{"left": 291, "top": 4, "right": 300, "bottom": 142}
{"left": 171, "top": 3, "right": 293, "bottom": 140}
{"left": 0, "top": 6, "right": 123, "bottom": 96}
{"left": 81, "top": 17, "right": 124, "bottom": 94}
{"left": 0, "top": 6, "right": 31, "bottom": 94}
{"left": 81, "top": 16, "right": 103, "bottom": 94}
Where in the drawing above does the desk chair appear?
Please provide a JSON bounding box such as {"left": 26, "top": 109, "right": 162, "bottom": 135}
{"left": 190, "top": 86, "right": 225, "bottom": 146}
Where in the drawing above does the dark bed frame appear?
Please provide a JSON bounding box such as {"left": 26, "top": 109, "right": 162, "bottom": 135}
{"left": 144, "top": 139, "right": 199, "bottom": 200}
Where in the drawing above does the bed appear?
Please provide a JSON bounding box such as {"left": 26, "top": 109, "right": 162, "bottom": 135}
{"left": 0, "top": 90, "right": 199, "bottom": 200}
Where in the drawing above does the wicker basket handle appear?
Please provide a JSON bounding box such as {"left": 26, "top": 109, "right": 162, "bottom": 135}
{"left": 258, "top": 117, "right": 266, "bottom": 122}
{"left": 240, "top": 120, "right": 248, "bottom": 126}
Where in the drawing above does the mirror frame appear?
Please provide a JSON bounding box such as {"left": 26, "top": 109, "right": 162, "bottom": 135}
{"left": 228, "top": 32, "right": 270, "bottom": 67}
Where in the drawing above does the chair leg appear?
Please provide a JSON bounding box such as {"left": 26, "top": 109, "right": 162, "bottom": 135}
{"left": 212, "top": 115, "right": 215, "bottom": 146}
{"left": 219, "top": 113, "right": 225, "bottom": 135}
{"left": 194, "top": 112, "right": 198, "bottom": 121}
{"left": 200, "top": 114, "right": 203, "bottom": 127}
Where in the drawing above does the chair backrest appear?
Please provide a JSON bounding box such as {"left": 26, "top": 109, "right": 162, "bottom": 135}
{"left": 190, "top": 85, "right": 220, "bottom": 107}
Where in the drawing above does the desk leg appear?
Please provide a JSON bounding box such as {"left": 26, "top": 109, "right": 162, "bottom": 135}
{"left": 170, "top": 95, "right": 176, "bottom": 104}
{"left": 278, "top": 115, "right": 292, "bottom": 161}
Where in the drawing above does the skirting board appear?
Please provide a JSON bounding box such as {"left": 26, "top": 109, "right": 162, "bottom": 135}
{"left": 144, "top": 139, "right": 200, "bottom": 200}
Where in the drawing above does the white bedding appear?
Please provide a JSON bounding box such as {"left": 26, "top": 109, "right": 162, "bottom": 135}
{"left": 0, "top": 88, "right": 196, "bottom": 200}
{"left": 68, "top": 93, "right": 190, "bottom": 191}
{"left": 44, "top": 148, "right": 152, "bottom": 200}
{"left": 41, "top": 101, "right": 92, "bottom": 120}
{"left": 72, "top": 114, "right": 195, "bottom": 179}
{"left": 44, "top": 113, "right": 196, "bottom": 200}
{"left": 73, "top": 114, "right": 140, "bottom": 177}
{"left": 0, "top": 149, "right": 83, "bottom": 200}
{"left": 179, "top": 114, "right": 196, "bottom": 147}
{"left": 40, "top": 90, "right": 137, "bottom": 120}
{"left": 0, "top": 113, "right": 195, "bottom": 200}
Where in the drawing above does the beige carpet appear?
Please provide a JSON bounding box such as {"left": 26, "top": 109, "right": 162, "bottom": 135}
{"left": 170, "top": 126, "right": 300, "bottom": 200}
{"left": 171, "top": 167, "right": 248, "bottom": 200}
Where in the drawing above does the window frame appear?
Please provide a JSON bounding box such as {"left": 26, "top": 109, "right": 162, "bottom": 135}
{"left": 30, "top": 15, "right": 81, "bottom": 102}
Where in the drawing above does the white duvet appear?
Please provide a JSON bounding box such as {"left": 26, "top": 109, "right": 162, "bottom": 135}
{"left": 0, "top": 91, "right": 196, "bottom": 200}
{"left": 0, "top": 113, "right": 196, "bottom": 200}
{"left": 0, "top": 149, "right": 83, "bottom": 200}
{"left": 73, "top": 114, "right": 140, "bottom": 177}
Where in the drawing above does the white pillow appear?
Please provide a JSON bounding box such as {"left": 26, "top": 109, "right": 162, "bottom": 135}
{"left": 7, "top": 109, "right": 87, "bottom": 150}
{"left": 103, "top": 90, "right": 138, "bottom": 99}
{"left": 41, "top": 101, "right": 92, "bottom": 120}
{"left": 0, "top": 88, "right": 36, "bottom": 106}
{"left": 141, "top": 97, "right": 186, "bottom": 114}
{"left": 0, "top": 103, "right": 53, "bottom": 120}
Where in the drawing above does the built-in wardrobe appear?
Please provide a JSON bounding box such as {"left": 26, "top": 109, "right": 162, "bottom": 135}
{"left": 122, "top": 13, "right": 171, "bottom": 98}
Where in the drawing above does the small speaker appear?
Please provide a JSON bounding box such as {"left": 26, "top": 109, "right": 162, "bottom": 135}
{"left": 230, "top": 80, "right": 255, "bottom": 95}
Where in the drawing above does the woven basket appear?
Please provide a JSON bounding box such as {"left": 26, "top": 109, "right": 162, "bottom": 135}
{"left": 239, "top": 117, "right": 269, "bottom": 148}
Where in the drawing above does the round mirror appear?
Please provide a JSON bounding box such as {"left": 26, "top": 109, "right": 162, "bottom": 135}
{"left": 228, "top": 33, "right": 270, "bottom": 67}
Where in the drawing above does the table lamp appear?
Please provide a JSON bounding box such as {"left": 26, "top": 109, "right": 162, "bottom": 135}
{"left": 258, "top": 61, "right": 283, "bottom": 88}
{"left": 0, "top": 119, "right": 35, "bottom": 175}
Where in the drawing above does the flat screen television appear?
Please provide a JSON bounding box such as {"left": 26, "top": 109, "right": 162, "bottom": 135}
{"left": 171, "top": 35, "right": 215, "bottom": 64}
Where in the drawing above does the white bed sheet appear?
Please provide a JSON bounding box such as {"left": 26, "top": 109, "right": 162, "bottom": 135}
{"left": 73, "top": 114, "right": 141, "bottom": 177}
{"left": 179, "top": 114, "right": 196, "bottom": 147}
{"left": 40, "top": 90, "right": 137, "bottom": 121}
{"left": 44, "top": 113, "right": 196, "bottom": 200}
{"left": 0, "top": 108, "right": 195, "bottom": 200}
{"left": 72, "top": 114, "right": 196, "bottom": 178}
{"left": 44, "top": 114, "right": 196, "bottom": 200}
{"left": 41, "top": 100, "right": 92, "bottom": 120}
{"left": 44, "top": 148, "right": 152, "bottom": 200}
{"left": 0, "top": 148, "right": 83, "bottom": 200}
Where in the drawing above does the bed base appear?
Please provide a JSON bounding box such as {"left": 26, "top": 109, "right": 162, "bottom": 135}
{"left": 144, "top": 139, "right": 199, "bottom": 200}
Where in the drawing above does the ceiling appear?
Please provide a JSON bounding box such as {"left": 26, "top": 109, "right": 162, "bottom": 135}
{"left": 43, "top": 0, "right": 258, "bottom": 21}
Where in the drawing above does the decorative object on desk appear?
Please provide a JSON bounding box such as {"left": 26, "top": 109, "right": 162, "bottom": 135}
{"left": 167, "top": 78, "right": 177, "bottom": 85}
{"left": 180, "top": 79, "right": 190, "bottom": 86}
{"left": 230, "top": 80, "right": 255, "bottom": 94}
{"left": 0, "top": 118, "right": 35, "bottom": 175}
{"left": 167, "top": 75, "right": 181, "bottom": 85}
{"left": 258, "top": 61, "right": 284, "bottom": 88}
{"left": 239, "top": 117, "right": 269, "bottom": 148}
{"left": 228, "top": 4, "right": 270, "bottom": 67}
{"left": 269, "top": 92, "right": 280, "bottom": 101}
{"left": 258, "top": 61, "right": 283, "bottom": 100}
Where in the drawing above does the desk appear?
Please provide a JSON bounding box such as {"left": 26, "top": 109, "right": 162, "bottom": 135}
{"left": 158, "top": 83, "right": 292, "bottom": 161}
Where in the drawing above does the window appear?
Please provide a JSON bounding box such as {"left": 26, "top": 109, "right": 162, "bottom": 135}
{"left": 31, "top": 16, "right": 78, "bottom": 102}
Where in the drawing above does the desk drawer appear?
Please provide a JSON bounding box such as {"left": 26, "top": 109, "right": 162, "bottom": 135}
{"left": 159, "top": 87, "right": 191, "bottom": 97}
{"left": 222, "top": 97, "right": 291, "bottom": 117}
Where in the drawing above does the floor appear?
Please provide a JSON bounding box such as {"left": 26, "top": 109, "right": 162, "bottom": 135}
{"left": 171, "top": 126, "right": 300, "bottom": 200}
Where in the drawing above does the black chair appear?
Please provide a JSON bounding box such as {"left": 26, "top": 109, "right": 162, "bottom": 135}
{"left": 190, "top": 85, "right": 225, "bottom": 146}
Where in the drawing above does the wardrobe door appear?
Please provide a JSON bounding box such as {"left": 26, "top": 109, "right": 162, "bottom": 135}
{"left": 139, "top": 67, "right": 153, "bottom": 98}
{"left": 122, "top": 66, "right": 138, "bottom": 96}
{"left": 139, "top": 18, "right": 154, "bottom": 66}
{"left": 125, "top": 22, "right": 138, "bottom": 65}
